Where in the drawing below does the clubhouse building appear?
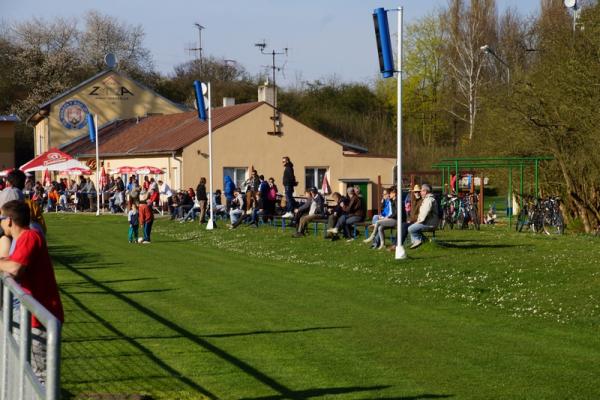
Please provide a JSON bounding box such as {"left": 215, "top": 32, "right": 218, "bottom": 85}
{"left": 28, "top": 68, "right": 395, "bottom": 214}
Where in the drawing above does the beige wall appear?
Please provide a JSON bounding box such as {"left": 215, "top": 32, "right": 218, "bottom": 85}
{"left": 181, "top": 104, "right": 396, "bottom": 212}
{"left": 0, "top": 122, "right": 16, "bottom": 169}
{"left": 33, "top": 71, "right": 183, "bottom": 154}
{"left": 88, "top": 155, "right": 178, "bottom": 187}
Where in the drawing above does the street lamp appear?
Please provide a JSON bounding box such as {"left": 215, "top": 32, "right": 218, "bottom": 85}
{"left": 481, "top": 44, "right": 510, "bottom": 84}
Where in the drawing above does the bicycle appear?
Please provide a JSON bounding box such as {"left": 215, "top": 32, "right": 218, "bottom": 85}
{"left": 541, "top": 196, "right": 564, "bottom": 235}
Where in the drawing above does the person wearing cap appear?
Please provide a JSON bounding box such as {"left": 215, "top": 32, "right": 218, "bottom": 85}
{"left": 292, "top": 187, "right": 325, "bottom": 237}
{"left": 407, "top": 183, "right": 439, "bottom": 249}
{"left": 399, "top": 184, "right": 424, "bottom": 246}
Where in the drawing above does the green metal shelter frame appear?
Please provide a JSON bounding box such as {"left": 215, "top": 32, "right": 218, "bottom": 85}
{"left": 432, "top": 156, "right": 554, "bottom": 228}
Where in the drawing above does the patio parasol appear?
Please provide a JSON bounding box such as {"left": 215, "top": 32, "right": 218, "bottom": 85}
{"left": 135, "top": 166, "right": 164, "bottom": 175}
{"left": 110, "top": 166, "right": 137, "bottom": 174}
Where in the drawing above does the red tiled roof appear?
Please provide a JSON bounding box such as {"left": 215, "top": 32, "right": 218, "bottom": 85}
{"left": 62, "top": 102, "right": 264, "bottom": 157}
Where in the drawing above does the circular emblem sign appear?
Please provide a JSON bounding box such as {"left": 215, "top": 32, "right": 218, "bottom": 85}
{"left": 59, "top": 100, "right": 90, "bottom": 129}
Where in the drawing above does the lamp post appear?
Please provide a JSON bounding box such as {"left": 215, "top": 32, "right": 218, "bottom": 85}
{"left": 481, "top": 44, "right": 510, "bottom": 84}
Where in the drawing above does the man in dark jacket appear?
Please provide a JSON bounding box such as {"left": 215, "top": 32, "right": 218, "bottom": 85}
{"left": 281, "top": 156, "right": 296, "bottom": 218}
{"left": 196, "top": 177, "right": 208, "bottom": 223}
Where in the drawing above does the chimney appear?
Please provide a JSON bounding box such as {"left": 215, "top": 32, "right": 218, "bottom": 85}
{"left": 258, "top": 84, "right": 277, "bottom": 107}
{"left": 222, "top": 97, "right": 235, "bottom": 107}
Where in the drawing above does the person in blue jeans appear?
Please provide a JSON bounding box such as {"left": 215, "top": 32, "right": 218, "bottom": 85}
{"left": 281, "top": 156, "right": 296, "bottom": 218}
{"left": 407, "top": 184, "right": 439, "bottom": 249}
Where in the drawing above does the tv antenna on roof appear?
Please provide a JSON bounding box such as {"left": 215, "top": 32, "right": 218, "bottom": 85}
{"left": 254, "top": 40, "right": 288, "bottom": 135}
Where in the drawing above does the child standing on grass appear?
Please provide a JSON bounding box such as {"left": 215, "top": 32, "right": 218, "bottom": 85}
{"left": 138, "top": 200, "right": 154, "bottom": 244}
{"left": 128, "top": 203, "right": 139, "bottom": 243}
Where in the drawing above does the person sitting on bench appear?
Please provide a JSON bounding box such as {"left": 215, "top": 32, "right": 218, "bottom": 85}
{"left": 407, "top": 183, "right": 439, "bottom": 249}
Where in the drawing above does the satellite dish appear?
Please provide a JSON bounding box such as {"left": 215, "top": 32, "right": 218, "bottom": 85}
{"left": 104, "top": 53, "right": 117, "bottom": 69}
{"left": 564, "top": 0, "right": 577, "bottom": 8}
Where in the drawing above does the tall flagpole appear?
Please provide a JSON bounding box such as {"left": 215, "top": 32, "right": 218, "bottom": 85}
{"left": 395, "top": 7, "right": 407, "bottom": 260}
{"left": 206, "top": 82, "right": 216, "bottom": 230}
{"left": 94, "top": 114, "right": 100, "bottom": 216}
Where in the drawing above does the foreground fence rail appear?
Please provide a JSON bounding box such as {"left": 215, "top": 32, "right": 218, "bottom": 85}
{"left": 0, "top": 275, "right": 61, "bottom": 400}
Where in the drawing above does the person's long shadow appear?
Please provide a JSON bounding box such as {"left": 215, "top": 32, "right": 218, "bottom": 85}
{"left": 51, "top": 244, "right": 365, "bottom": 399}
{"left": 358, "top": 395, "right": 454, "bottom": 400}
{"left": 434, "top": 241, "right": 521, "bottom": 249}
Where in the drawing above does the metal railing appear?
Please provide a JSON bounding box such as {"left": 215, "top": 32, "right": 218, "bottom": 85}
{"left": 0, "top": 276, "right": 61, "bottom": 400}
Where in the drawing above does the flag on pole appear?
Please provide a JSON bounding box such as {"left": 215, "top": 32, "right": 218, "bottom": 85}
{"left": 321, "top": 175, "right": 330, "bottom": 195}
{"left": 87, "top": 113, "right": 95, "bottom": 143}
{"left": 100, "top": 166, "right": 108, "bottom": 188}
{"left": 43, "top": 169, "right": 51, "bottom": 187}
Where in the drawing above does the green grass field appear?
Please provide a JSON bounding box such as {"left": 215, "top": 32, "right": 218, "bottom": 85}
{"left": 46, "top": 214, "right": 599, "bottom": 399}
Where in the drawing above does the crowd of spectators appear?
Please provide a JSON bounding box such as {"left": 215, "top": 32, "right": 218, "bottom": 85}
{"left": 0, "top": 155, "right": 440, "bottom": 249}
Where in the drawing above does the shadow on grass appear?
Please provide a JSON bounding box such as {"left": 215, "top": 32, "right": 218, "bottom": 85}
{"left": 434, "top": 241, "right": 521, "bottom": 249}
{"left": 359, "top": 395, "right": 454, "bottom": 400}
{"left": 51, "top": 244, "right": 356, "bottom": 399}
{"left": 241, "top": 385, "right": 391, "bottom": 399}
{"left": 202, "top": 326, "right": 349, "bottom": 338}
{"left": 62, "top": 327, "right": 349, "bottom": 344}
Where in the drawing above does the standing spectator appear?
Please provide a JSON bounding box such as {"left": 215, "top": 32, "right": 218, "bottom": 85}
{"left": 0, "top": 169, "right": 25, "bottom": 209}
{"left": 138, "top": 200, "right": 154, "bottom": 244}
{"left": 196, "top": 177, "right": 208, "bottom": 224}
{"left": 128, "top": 204, "right": 139, "bottom": 243}
{"left": 158, "top": 180, "right": 172, "bottom": 213}
{"left": 224, "top": 175, "right": 235, "bottom": 211}
{"left": 266, "top": 177, "right": 278, "bottom": 220}
{"left": 126, "top": 176, "right": 140, "bottom": 210}
{"left": 0, "top": 200, "right": 64, "bottom": 383}
{"left": 244, "top": 169, "right": 261, "bottom": 193}
{"left": 281, "top": 156, "right": 297, "bottom": 218}
{"left": 83, "top": 177, "right": 97, "bottom": 212}
{"left": 407, "top": 184, "right": 439, "bottom": 249}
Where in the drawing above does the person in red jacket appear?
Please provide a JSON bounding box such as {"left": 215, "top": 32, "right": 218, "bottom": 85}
{"left": 138, "top": 200, "right": 154, "bottom": 243}
{"left": 0, "top": 200, "right": 64, "bottom": 383}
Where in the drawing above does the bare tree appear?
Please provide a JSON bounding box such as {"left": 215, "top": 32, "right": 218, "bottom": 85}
{"left": 78, "top": 10, "right": 153, "bottom": 73}
{"left": 443, "top": 0, "right": 497, "bottom": 140}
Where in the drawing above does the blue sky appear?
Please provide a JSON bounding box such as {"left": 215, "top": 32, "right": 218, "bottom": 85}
{"left": 1, "top": 0, "right": 540, "bottom": 84}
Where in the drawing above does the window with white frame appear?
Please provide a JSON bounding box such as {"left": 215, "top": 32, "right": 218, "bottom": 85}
{"left": 223, "top": 167, "right": 247, "bottom": 190}
{"left": 305, "top": 167, "right": 328, "bottom": 191}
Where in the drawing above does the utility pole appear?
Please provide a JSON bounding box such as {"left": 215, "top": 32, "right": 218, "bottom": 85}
{"left": 255, "top": 41, "right": 287, "bottom": 135}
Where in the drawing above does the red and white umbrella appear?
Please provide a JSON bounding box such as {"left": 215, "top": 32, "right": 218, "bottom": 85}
{"left": 110, "top": 166, "right": 137, "bottom": 174}
{"left": 20, "top": 148, "right": 87, "bottom": 172}
{"left": 59, "top": 167, "right": 92, "bottom": 176}
{"left": 0, "top": 168, "right": 13, "bottom": 177}
{"left": 135, "top": 166, "right": 164, "bottom": 175}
